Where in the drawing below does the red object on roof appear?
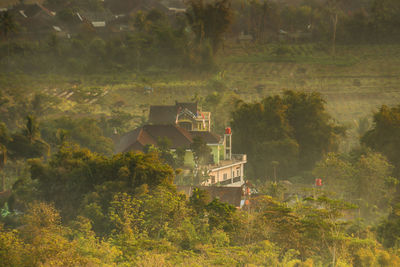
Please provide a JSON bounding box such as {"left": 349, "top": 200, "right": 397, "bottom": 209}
{"left": 315, "top": 178, "right": 322, "bottom": 187}
{"left": 225, "top": 127, "right": 231, "bottom": 134}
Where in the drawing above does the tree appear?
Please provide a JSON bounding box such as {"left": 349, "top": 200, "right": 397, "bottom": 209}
{"left": 0, "top": 122, "right": 10, "bottom": 191}
{"left": 362, "top": 105, "right": 400, "bottom": 177}
{"left": 186, "top": 0, "right": 233, "bottom": 52}
{"left": 370, "top": 0, "right": 400, "bottom": 41}
{"left": 24, "top": 115, "right": 40, "bottom": 144}
{"left": 326, "top": 0, "right": 340, "bottom": 55}
{"left": 0, "top": 144, "right": 7, "bottom": 192}
{"left": 25, "top": 143, "right": 174, "bottom": 221}
{"left": 190, "top": 136, "right": 212, "bottom": 184}
{"left": 231, "top": 91, "right": 342, "bottom": 180}
{"left": 313, "top": 151, "right": 396, "bottom": 216}
{"left": 283, "top": 91, "right": 345, "bottom": 171}
{"left": 40, "top": 116, "right": 114, "bottom": 155}
{"left": 0, "top": 11, "right": 17, "bottom": 63}
{"left": 300, "top": 196, "right": 357, "bottom": 265}
{"left": 7, "top": 116, "right": 49, "bottom": 160}
{"left": 0, "top": 11, "right": 16, "bottom": 41}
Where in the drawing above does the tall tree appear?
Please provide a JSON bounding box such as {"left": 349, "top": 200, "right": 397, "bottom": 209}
{"left": 0, "top": 11, "right": 17, "bottom": 63}
{"left": 0, "top": 123, "right": 9, "bottom": 192}
{"left": 186, "top": 0, "right": 233, "bottom": 52}
{"left": 283, "top": 91, "right": 344, "bottom": 170}
{"left": 325, "top": 0, "right": 345, "bottom": 56}
{"left": 370, "top": 0, "right": 400, "bottom": 40}
{"left": 231, "top": 91, "right": 342, "bottom": 180}
{"left": 7, "top": 116, "right": 49, "bottom": 159}
{"left": 191, "top": 136, "right": 212, "bottom": 184}
{"left": 0, "top": 11, "right": 16, "bottom": 41}
{"left": 362, "top": 105, "right": 400, "bottom": 177}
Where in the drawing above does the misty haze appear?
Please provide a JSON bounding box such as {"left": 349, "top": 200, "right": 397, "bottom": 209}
{"left": 1, "top": 0, "right": 400, "bottom": 266}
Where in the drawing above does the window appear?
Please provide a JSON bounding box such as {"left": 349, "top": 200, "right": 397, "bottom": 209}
{"left": 237, "top": 169, "right": 240, "bottom": 177}
{"left": 223, "top": 173, "right": 227, "bottom": 180}
{"left": 211, "top": 176, "right": 215, "bottom": 184}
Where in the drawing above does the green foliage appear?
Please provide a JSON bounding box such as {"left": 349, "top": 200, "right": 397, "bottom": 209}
{"left": 362, "top": 105, "right": 400, "bottom": 177}
{"left": 24, "top": 143, "right": 174, "bottom": 221}
{"left": 186, "top": 0, "right": 233, "bottom": 52}
{"left": 0, "top": 224, "right": 30, "bottom": 266}
{"left": 0, "top": 11, "right": 16, "bottom": 40}
{"left": 7, "top": 116, "right": 49, "bottom": 160}
{"left": 314, "top": 151, "right": 396, "bottom": 218}
{"left": 206, "top": 198, "right": 236, "bottom": 232}
{"left": 41, "top": 116, "right": 114, "bottom": 155}
{"left": 231, "top": 90, "right": 342, "bottom": 180}
{"left": 189, "top": 187, "right": 210, "bottom": 215}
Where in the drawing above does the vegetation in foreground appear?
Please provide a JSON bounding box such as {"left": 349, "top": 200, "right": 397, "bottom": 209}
{"left": 2, "top": 0, "right": 400, "bottom": 266}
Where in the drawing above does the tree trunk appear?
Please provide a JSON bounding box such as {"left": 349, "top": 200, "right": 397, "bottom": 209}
{"left": 2, "top": 172, "right": 4, "bottom": 192}
{"left": 332, "top": 13, "right": 338, "bottom": 57}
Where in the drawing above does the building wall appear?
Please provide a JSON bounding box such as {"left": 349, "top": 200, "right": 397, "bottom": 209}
{"left": 183, "top": 150, "right": 195, "bottom": 168}
{"left": 219, "top": 144, "right": 225, "bottom": 160}
{"left": 206, "top": 162, "right": 245, "bottom": 186}
{"left": 209, "top": 144, "right": 221, "bottom": 165}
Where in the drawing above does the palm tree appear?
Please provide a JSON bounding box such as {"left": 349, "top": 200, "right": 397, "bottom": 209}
{"left": 0, "top": 11, "right": 16, "bottom": 41}
{"left": 24, "top": 115, "right": 40, "bottom": 143}
{"left": 0, "top": 11, "right": 16, "bottom": 65}
{"left": 0, "top": 122, "right": 9, "bottom": 192}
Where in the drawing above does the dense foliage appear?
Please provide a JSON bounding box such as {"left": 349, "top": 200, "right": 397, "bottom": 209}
{"left": 1, "top": 0, "right": 400, "bottom": 265}
{"left": 231, "top": 90, "right": 344, "bottom": 180}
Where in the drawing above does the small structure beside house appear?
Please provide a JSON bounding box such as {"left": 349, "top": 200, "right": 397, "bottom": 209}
{"left": 116, "top": 101, "right": 247, "bottom": 187}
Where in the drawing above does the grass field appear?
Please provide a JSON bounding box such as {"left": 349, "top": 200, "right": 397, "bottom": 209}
{"left": 7, "top": 43, "right": 400, "bottom": 151}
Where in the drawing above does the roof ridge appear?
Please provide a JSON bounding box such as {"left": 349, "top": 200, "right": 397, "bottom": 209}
{"left": 174, "top": 125, "right": 193, "bottom": 142}
{"left": 138, "top": 126, "right": 156, "bottom": 146}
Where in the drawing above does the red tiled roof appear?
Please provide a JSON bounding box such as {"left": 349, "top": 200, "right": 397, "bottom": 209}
{"left": 115, "top": 124, "right": 193, "bottom": 153}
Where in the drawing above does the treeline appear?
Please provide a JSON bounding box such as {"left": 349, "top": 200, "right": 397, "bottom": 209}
{"left": 1, "top": 0, "right": 400, "bottom": 74}
{"left": 2, "top": 91, "right": 400, "bottom": 265}
{"left": 0, "top": 143, "right": 399, "bottom": 266}
{"left": 231, "top": 0, "right": 400, "bottom": 44}
{"left": 0, "top": 9, "right": 196, "bottom": 74}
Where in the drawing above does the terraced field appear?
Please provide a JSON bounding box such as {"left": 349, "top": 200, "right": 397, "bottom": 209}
{"left": 219, "top": 44, "right": 400, "bottom": 124}
{"left": 15, "top": 44, "right": 400, "bottom": 151}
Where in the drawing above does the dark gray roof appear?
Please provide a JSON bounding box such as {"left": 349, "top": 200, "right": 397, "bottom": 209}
{"left": 148, "top": 102, "right": 198, "bottom": 124}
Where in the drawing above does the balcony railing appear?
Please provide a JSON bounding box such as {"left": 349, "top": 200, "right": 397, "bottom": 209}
{"left": 232, "top": 154, "right": 247, "bottom": 162}
{"left": 219, "top": 176, "right": 242, "bottom": 185}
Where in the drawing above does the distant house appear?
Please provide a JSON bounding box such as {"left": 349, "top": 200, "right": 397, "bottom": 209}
{"left": 79, "top": 10, "right": 114, "bottom": 32}
{"left": 116, "top": 102, "right": 247, "bottom": 187}
{"left": 12, "top": 3, "right": 56, "bottom": 35}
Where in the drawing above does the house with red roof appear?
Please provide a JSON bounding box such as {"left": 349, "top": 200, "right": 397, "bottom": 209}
{"left": 116, "top": 102, "right": 247, "bottom": 187}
